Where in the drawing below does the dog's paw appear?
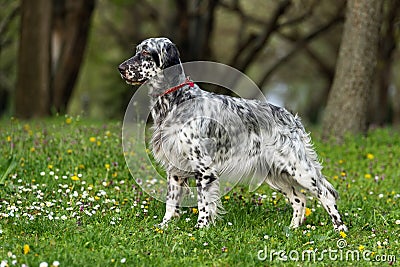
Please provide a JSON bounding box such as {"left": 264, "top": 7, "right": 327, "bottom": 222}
{"left": 335, "top": 224, "right": 348, "bottom": 232}
{"left": 195, "top": 221, "right": 209, "bottom": 229}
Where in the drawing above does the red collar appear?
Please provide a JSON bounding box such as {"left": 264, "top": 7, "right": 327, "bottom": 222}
{"left": 160, "top": 77, "right": 194, "bottom": 96}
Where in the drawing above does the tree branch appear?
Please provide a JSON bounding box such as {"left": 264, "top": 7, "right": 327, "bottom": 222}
{"left": 229, "top": 0, "right": 292, "bottom": 72}
{"left": 258, "top": 15, "right": 343, "bottom": 88}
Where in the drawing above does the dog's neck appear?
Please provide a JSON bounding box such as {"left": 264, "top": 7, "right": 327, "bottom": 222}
{"left": 147, "top": 64, "right": 186, "bottom": 97}
{"left": 148, "top": 64, "right": 188, "bottom": 124}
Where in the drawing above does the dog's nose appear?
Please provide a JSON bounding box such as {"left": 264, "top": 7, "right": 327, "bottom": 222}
{"left": 118, "top": 64, "right": 126, "bottom": 73}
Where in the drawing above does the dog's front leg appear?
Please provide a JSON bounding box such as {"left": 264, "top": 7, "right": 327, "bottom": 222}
{"left": 159, "top": 172, "right": 187, "bottom": 228}
{"left": 194, "top": 168, "right": 221, "bottom": 228}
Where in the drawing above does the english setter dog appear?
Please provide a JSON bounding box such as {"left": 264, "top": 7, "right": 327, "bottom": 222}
{"left": 118, "top": 37, "right": 347, "bottom": 232}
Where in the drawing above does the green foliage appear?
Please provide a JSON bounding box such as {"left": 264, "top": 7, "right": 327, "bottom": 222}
{"left": 0, "top": 117, "right": 399, "bottom": 266}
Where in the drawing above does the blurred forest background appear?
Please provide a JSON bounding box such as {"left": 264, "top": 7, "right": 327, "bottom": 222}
{"left": 0, "top": 0, "right": 399, "bottom": 140}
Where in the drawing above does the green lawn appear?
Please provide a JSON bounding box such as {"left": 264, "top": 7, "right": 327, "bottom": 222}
{"left": 0, "top": 116, "right": 399, "bottom": 266}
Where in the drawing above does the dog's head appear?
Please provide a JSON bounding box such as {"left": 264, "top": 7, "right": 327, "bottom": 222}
{"left": 118, "top": 37, "right": 181, "bottom": 85}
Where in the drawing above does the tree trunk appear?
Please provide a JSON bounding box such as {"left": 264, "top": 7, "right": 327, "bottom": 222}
{"left": 51, "top": 0, "right": 95, "bottom": 113}
{"left": 322, "top": 0, "right": 382, "bottom": 141}
{"left": 15, "top": 0, "right": 52, "bottom": 118}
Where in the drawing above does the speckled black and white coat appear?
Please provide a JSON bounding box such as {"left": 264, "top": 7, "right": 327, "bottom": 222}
{"left": 118, "top": 37, "right": 347, "bottom": 231}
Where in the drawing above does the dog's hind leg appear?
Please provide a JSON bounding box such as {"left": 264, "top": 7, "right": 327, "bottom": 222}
{"left": 159, "top": 172, "right": 188, "bottom": 228}
{"left": 265, "top": 175, "right": 307, "bottom": 229}
{"left": 291, "top": 165, "right": 348, "bottom": 232}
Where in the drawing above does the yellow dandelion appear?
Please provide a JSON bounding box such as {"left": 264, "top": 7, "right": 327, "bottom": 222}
{"left": 339, "top": 231, "right": 347, "bottom": 238}
{"left": 71, "top": 175, "right": 80, "bottom": 181}
{"left": 23, "top": 244, "right": 30, "bottom": 255}
{"left": 89, "top": 137, "right": 96, "bottom": 143}
{"left": 65, "top": 118, "right": 72, "bottom": 124}
{"left": 97, "top": 141, "right": 101, "bottom": 146}
{"left": 340, "top": 171, "right": 346, "bottom": 177}
{"left": 364, "top": 174, "right": 372, "bottom": 179}
{"left": 67, "top": 149, "right": 72, "bottom": 154}
{"left": 48, "top": 165, "right": 53, "bottom": 169}
{"left": 190, "top": 237, "right": 195, "bottom": 241}
{"left": 192, "top": 208, "right": 198, "bottom": 214}
{"left": 338, "top": 159, "right": 344, "bottom": 164}
{"left": 367, "top": 153, "right": 374, "bottom": 160}
{"left": 112, "top": 172, "right": 118, "bottom": 178}
{"left": 105, "top": 130, "right": 111, "bottom": 137}
{"left": 154, "top": 227, "right": 164, "bottom": 234}
{"left": 358, "top": 245, "right": 365, "bottom": 251}
{"left": 79, "top": 164, "right": 85, "bottom": 169}
{"left": 333, "top": 175, "right": 339, "bottom": 180}
{"left": 30, "top": 147, "right": 36, "bottom": 152}
{"left": 94, "top": 196, "right": 100, "bottom": 200}
{"left": 305, "top": 208, "right": 312, "bottom": 217}
{"left": 224, "top": 195, "right": 230, "bottom": 200}
{"left": 6, "top": 136, "right": 11, "bottom": 142}
{"left": 105, "top": 164, "right": 110, "bottom": 170}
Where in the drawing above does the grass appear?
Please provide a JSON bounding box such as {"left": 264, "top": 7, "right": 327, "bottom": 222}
{"left": 0, "top": 116, "right": 399, "bottom": 266}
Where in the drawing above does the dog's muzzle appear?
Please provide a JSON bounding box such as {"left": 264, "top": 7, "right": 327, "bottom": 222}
{"left": 118, "top": 58, "right": 145, "bottom": 85}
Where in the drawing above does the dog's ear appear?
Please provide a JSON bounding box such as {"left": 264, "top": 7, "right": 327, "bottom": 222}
{"left": 150, "top": 50, "right": 161, "bottom": 67}
{"left": 162, "top": 43, "right": 180, "bottom": 69}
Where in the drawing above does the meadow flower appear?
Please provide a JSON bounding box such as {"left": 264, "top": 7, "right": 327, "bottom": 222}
{"left": 89, "top": 137, "right": 96, "bottom": 143}
{"left": 367, "top": 153, "right": 374, "bottom": 160}
{"left": 221, "top": 246, "right": 228, "bottom": 252}
{"left": 395, "top": 220, "right": 400, "bottom": 225}
{"left": 364, "top": 174, "right": 372, "bottom": 179}
{"left": 305, "top": 208, "right": 312, "bottom": 217}
{"left": 65, "top": 117, "right": 72, "bottom": 124}
{"left": 39, "top": 262, "right": 48, "bottom": 267}
{"left": 52, "top": 261, "right": 60, "bottom": 267}
{"left": 192, "top": 208, "right": 198, "bottom": 214}
{"left": 23, "top": 244, "right": 30, "bottom": 254}
{"left": 340, "top": 231, "right": 347, "bottom": 238}
{"left": 71, "top": 175, "right": 80, "bottom": 181}
{"left": 120, "top": 258, "right": 126, "bottom": 264}
{"left": 358, "top": 245, "right": 365, "bottom": 251}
